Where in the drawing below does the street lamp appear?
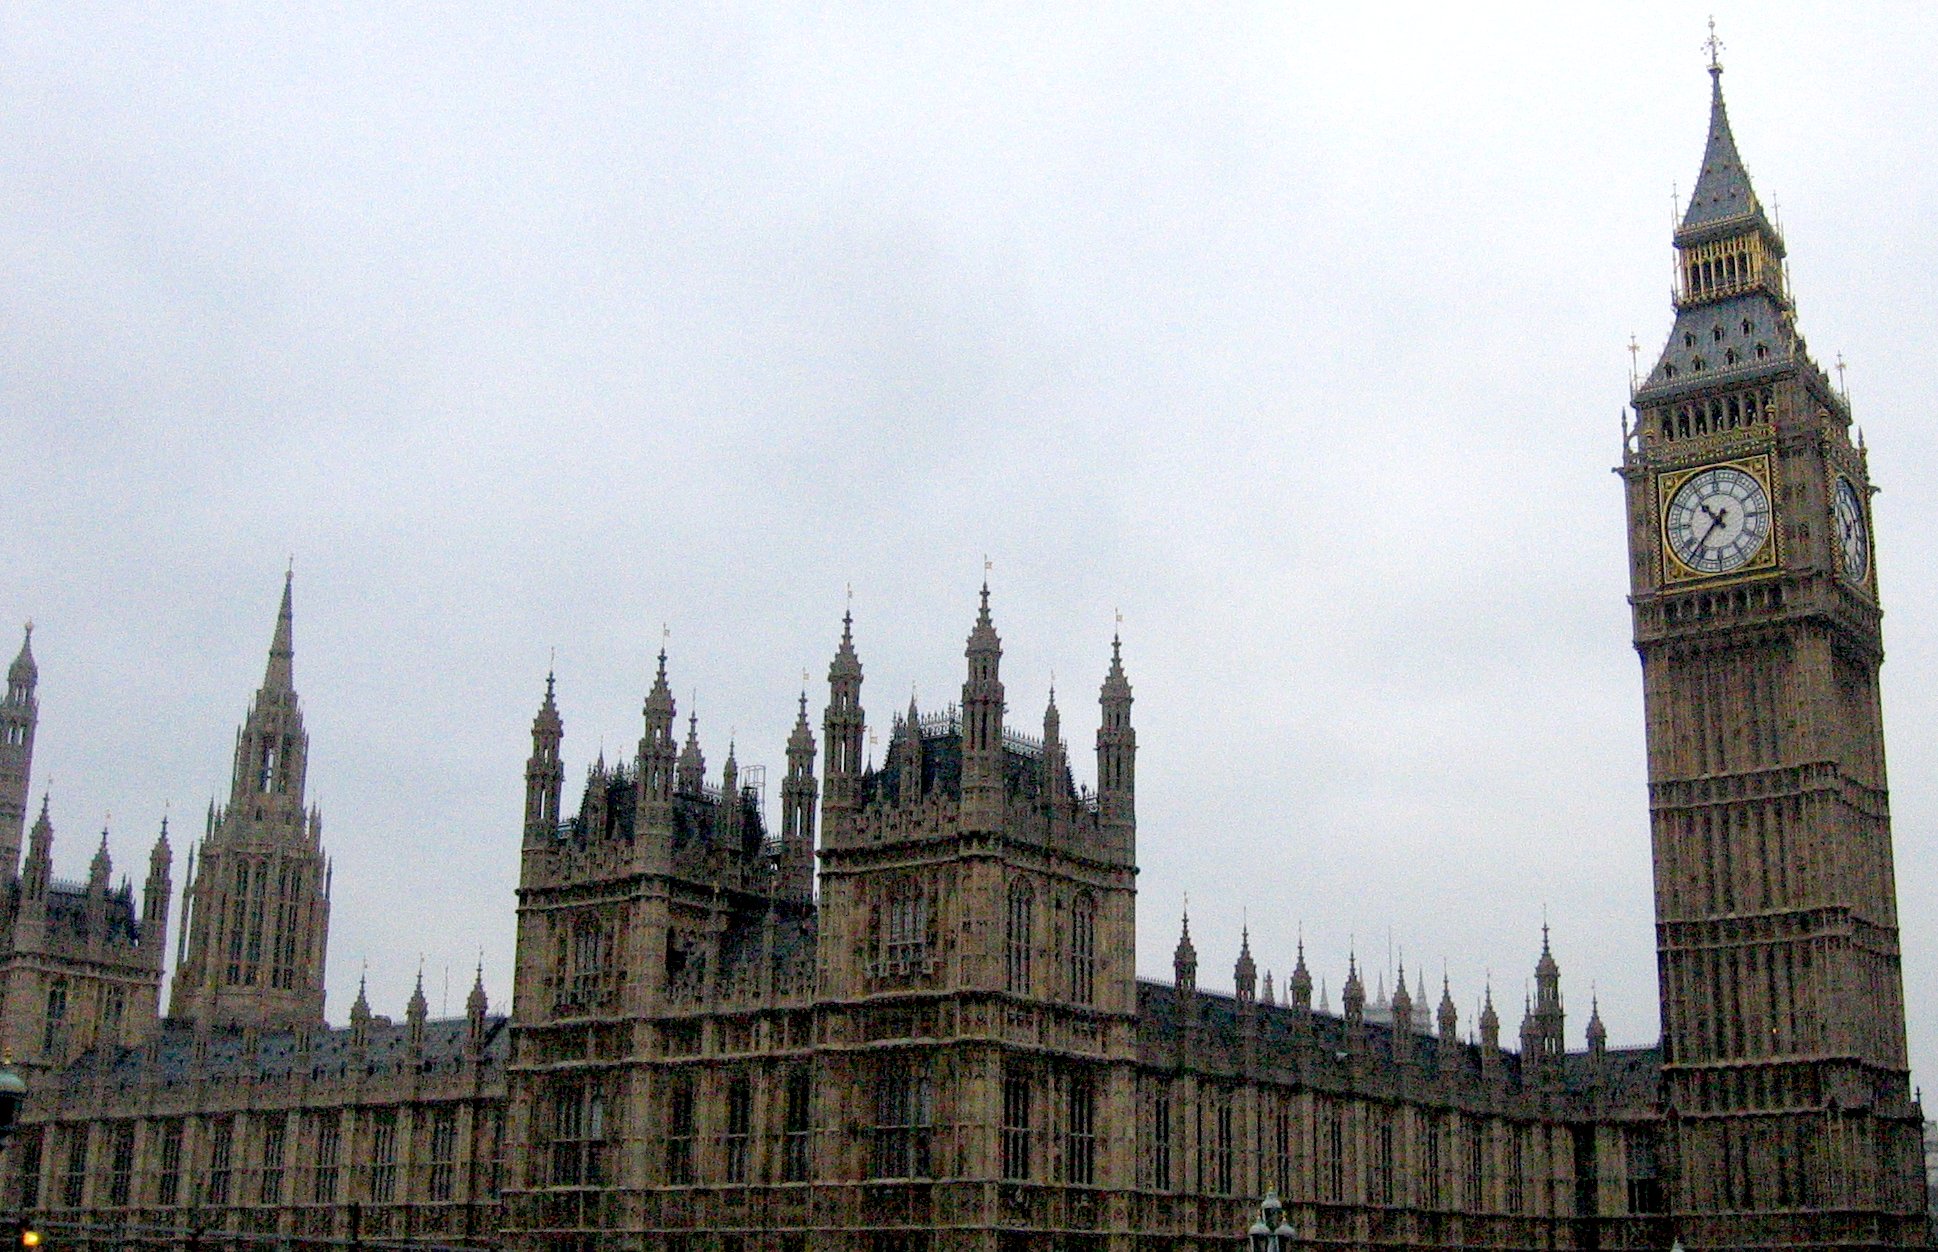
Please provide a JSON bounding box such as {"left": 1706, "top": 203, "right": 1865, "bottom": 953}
{"left": 1249, "top": 1190, "right": 1296, "bottom": 1252}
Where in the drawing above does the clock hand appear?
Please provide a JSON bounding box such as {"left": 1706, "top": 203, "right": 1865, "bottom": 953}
{"left": 1698, "top": 507, "right": 1729, "bottom": 547}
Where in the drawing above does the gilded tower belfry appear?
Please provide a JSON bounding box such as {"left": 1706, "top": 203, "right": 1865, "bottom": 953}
{"left": 1621, "top": 57, "right": 1927, "bottom": 1248}
{"left": 169, "top": 572, "right": 332, "bottom": 1028}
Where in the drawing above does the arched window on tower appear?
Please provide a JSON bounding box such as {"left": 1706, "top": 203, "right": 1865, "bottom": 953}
{"left": 884, "top": 880, "right": 928, "bottom": 974}
{"left": 1007, "top": 881, "right": 1033, "bottom": 995}
{"left": 1069, "top": 893, "right": 1097, "bottom": 1005}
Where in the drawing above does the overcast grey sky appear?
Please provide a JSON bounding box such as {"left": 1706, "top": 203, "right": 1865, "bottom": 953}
{"left": 5, "top": 4, "right": 1937, "bottom": 1082}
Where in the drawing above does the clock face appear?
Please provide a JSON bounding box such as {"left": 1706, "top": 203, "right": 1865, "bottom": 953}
{"left": 1664, "top": 464, "right": 1773, "bottom": 576}
{"left": 1834, "top": 475, "right": 1869, "bottom": 582}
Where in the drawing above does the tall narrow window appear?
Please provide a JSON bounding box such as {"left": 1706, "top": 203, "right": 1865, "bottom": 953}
{"left": 1064, "top": 1072, "right": 1095, "bottom": 1186}
{"left": 1370, "top": 1112, "right": 1394, "bottom": 1206}
{"left": 724, "top": 1073, "right": 752, "bottom": 1183}
{"left": 667, "top": 1076, "right": 696, "bottom": 1185}
{"left": 206, "top": 1119, "right": 232, "bottom": 1207}
{"left": 870, "top": 1060, "right": 933, "bottom": 1179}
{"left": 157, "top": 1121, "right": 183, "bottom": 1206}
{"left": 1006, "top": 882, "right": 1033, "bottom": 995}
{"left": 369, "top": 1112, "right": 397, "bottom": 1204}
{"left": 885, "top": 884, "right": 928, "bottom": 972}
{"left": 313, "top": 1114, "right": 340, "bottom": 1204}
{"left": 41, "top": 980, "right": 66, "bottom": 1056}
{"left": 1002, "top": 1069, "right": 1032, "bottom": 1180}
{"left": 1151, "top": 1087, "right": 1172, "bottom": 1192}
{"left": 783, "top": 1068, "right": 812, "bottom": 1183}
{"left": 550, "top": 1083, "right": 607, "bottom": 1187}
{"left": 428, "top": 1108, "right": 457, "bottom": 1202}
{"left": 1464, "top": 1123, "right": 1484, "bottom": 1210}
{"left": 1069, "top": 895, "right": 1096, "bottom": 1005}
{"left": 1505, "top": 1129, "right": 1525, "bottom": 1214}
{"left": 15, "top": 1131, "right": 41, "bottom": 1211}
{"left": 1211, "top": 1096, "right": 1234, "bottom": 1196}
{"left": 1272, "top": 1099, "right": 1292, "bottom": 1198}
{"left": 259, "top": 1118, "right": 285, "bottom": 1205}
{"left": 108, "top": 1124, "right": 135, "bottom": 1207}
{"left": 60, "top": 1125, "right": 88, "bottom": 1208}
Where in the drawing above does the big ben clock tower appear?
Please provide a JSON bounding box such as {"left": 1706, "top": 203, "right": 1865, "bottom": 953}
{"left": 1621, "top": 51, "right": 1928, "bottom": 1249}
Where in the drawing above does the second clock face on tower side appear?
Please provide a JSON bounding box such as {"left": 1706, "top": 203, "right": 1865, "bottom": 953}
{"left": 1661, "top": 461, "right": 1775, "bottom": 579}
{"left": 1834, "top": 475, "right": 1870, "bottom": 583}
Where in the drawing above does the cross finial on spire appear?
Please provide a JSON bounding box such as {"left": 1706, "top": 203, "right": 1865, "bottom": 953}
{"left": 1703, "top": 16, "right": 1724, "bottom": 76}
{"left": 1836, "top": 352, "right": 1849, "bottom": 396}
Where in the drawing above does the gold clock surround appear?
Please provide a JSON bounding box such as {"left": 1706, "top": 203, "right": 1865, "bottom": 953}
{"left": 1656, "top": 453, "right": 1780, "bottom": 585}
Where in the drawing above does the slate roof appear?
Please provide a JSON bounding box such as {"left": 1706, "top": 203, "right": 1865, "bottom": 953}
{"left": 63, "top": 1013, "right": 509, "bottom": 1092}
{"left": 1680, "top": 71, "right": 1766, "bottom": 236}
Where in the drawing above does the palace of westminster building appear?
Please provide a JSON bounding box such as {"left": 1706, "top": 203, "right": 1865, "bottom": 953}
{"left": 0, "top": 60, "right": 1929, "bottom": 1252}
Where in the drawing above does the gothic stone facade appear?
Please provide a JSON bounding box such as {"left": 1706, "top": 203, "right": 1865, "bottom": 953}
{"left": 7, "top": 61, "right": 1930, "bottom": 1252}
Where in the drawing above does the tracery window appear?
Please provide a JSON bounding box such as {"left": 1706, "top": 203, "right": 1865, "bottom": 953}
{"left": 782, "top": 1068, "right": 812, "bottom": 1183}
{"left": 428, "top": 1108, "right": 457, "bottom": 1202}
{"left": 369, "top": 1112, "right": 398, "bottom": 1203}
{"left": 206, "top": 1119, "right": 232, "bottom": 1206}
{"left": 724, "top": 1072, "right": 752, "bottom": 1183}
{"left": 1006, "top": 881, "right": 1033, "bottom": 995}
{"left": 107, "top": 1123, "right": 134, "bottom": 1207}
{"left": 1150, "top": 1086, "right": 1172, "bottom": 1191}
{"left": 259, "top": 1117, "right": 285, "bottom": 1205}
{"left": 157, "top": 1120, "right": 183, "bottom": 1206}
{"left": 1001, "top": 1069, "right": 1032, "bottom": 1180}
{"left": 666, "top": 1074, "right": 696, "bottom": 1184}
{"left": 1064, "top": 1072, "right": 1095, "bottom": 1186}
{"left": 883, "top": 882, "right": 928, "bottom": 973}
{"left": 41, "top": 979, "right": 66, "bottom": 1056}
{"left": 312, "top": 1114, "right": 340, "bottom": 1203}
{"left": 870, "top": 1059, "right": 933, "bottom": 1179}
{"left": 549, "top": 1082, "right": 608, "bottom": 1187}
{"left": 1069, "top": 894, "right": 1097, "bottom": 1005}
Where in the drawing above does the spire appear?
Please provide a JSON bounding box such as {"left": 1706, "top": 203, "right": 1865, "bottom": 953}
{"left": 263, "top": 570, "right": 295, "bottom": 693}
{"left": 1173, "top": 907, "right": 1197, "bottom": 993}
{"left": 1680, "top": 46, "right": 1764, "bottom": 234}
{"left": 831, "top": 610, "right": 862, "bottom": 682}
{"left": 1289, "top": 936, "right": 1313, "bottom": 1010}
{"left": 467, "top": 962, "right": 489, "bottom": 1019}
{"left": 1391, "top": 958, "right": 1413, "bottom": 1032}
{"left": 788, "top": 690, "right": 815, "bottom": 758}
{"left": 89, "top": 827, "right": 111, "bottom": 888}
{"left": 406, "top": 967, "right": 429, "bottom": 1043}
{"left": 967, "top": 580, "right": 1000, "bottom": 660}
{"left": 677, "top": 710, "right": 706, "bottom": 794}
{"left": 1438, "top": 975, "right": 1459, "bottom": 1041}
{"left": 1234, "top": 926, "right": 1257, "bottom": 1005}
{"left": 1587, "top": 993, "right": 1608, "bottom": 1058}
{"left": 8, "top": 623, "right": 34, "bottom": 688}
{"left": 1343, "top": 953, "right": 1365, "bottom": 1024}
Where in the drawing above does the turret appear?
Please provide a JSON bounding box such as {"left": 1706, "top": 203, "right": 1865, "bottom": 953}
{"left": 1532, "top": 925, "right": 1565, "bottom": 1066}
{"left": 1437, "top": 977, "right": 1461, "bottom": 1077}
{"left": 676, "top": 711, "right": 706, "bottom": 796}
{"left": 406, "top": 970, "right": 428, "bottom": 1049}
{"left": 1173, "top": 909, "right": 1197, "bottom": 994}
{"left": 523, "top": 671, "right": 564, "bottom": 847}
{"left": 1041, "top": 687, "right": 1069, "bottom": 809}
{"left": 21, "top": 796, "right": 51, "bottom": 899}
{"left": 1587, "top": 994, "right": 1608, "bottom": 1062}
{"left": 1289, "top": 939, "right": 1313, "bottom": 1018}
{"left": 1343, "top": 955, "right": 1366, "bottom": 1049}
{"left": 779, "top": 691, "right": 818, "bottom": 901}
{"left": 638, "top": 650, "right": 678, "bottom": 809}
{"left": 1479, "top": 984, "right": 1502, "bottom": 1085}
{"left": 959, "top": 585, "right": 1005, "bottom": 833}
{"left": 821, "top": 612, "right": 865, "bottom": 846}
{"left": 0, "top": 624, "right": 38, "bottom": 880}
{"left": 719, "top": 742, "right": 742, "bottom": 849}
{"left": 88, "top": 828, "right": 112, "bottom": 892}
{"left": 1096, "top": 632, "right": 1135, "bottom": 861}
{"left": 142, "top": 818, "right": 173, "bottom": 957}
{"left": 1234, "top": 926, "right": 1256, "bottom": 1006}
{"left": 1261, "top": 970, "right": 1275, "bottom": 1007}
{"left": 349, "top": 975, "right": 372, "bottom": 1049}
{"left": 1390, "top": 960, "right": 1414, "bottom": 1063}
{"left": 466, "top": 964, "right": 490, "bottom": 1051}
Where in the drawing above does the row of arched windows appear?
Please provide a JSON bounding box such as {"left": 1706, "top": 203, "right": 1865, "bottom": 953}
{"left": 1005, "top": 880, "right": 1098, "bottom": 1005}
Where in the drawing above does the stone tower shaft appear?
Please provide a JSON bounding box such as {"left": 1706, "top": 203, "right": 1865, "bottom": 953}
{"left": 1621, "top": 60, "right": 1922, "bottom": 1244}
{"left": 0, "top": 625, "right": 38, "bottom": 880}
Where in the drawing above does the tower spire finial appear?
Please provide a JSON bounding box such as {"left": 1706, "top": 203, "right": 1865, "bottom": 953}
{"left": 1703, "top": 16, "right": 1724, "bottom": 77}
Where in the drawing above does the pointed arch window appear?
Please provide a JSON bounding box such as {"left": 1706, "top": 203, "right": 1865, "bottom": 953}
{"left": 1069, "top": 893, "right": 1097, "bottom": 1005}
{"left": 1006, "top": 881, "right": 1033, "bottom": 995}
{"left": 884, "top": 880, "right": 928, "bottom": 973}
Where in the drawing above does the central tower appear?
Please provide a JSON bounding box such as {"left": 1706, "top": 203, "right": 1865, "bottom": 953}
{"left": 1621, "top": 59, "right": 1926, "bottom": 1247}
